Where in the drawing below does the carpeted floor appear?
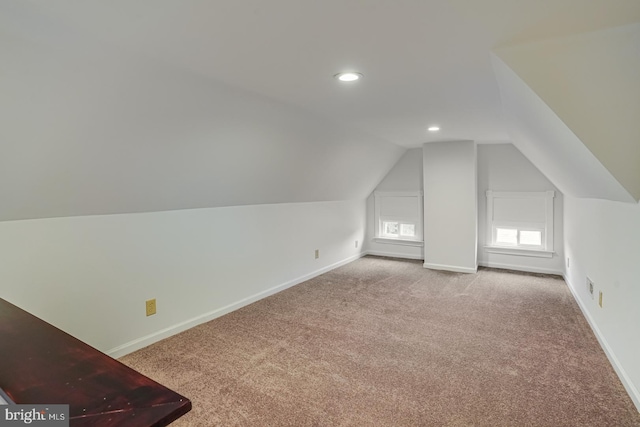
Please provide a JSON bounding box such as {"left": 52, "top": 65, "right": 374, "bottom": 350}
{"left": 120, "top": 256, "right": 640, "bottom": 426}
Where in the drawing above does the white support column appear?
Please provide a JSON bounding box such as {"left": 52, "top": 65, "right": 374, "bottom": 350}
{"left": 423, "top": 140, "right": 478, "bottom": 273}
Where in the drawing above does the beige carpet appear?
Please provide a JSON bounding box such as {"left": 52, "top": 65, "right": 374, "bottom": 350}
{"left": 120, "top": 256, "right": 640, "bottom": 426}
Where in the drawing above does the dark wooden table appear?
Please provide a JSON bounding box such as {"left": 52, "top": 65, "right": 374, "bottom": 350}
{"left": 0, "top": 297, "right": 191, "bottom": 426}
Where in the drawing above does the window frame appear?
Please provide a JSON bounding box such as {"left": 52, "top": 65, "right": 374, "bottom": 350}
{"left": 485, "top": 190, "right": 554, "bottom": 258}
{"left": 374, "top": 191, "right": 424, "bottom": 246}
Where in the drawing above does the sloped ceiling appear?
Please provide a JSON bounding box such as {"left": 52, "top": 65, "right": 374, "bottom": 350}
{"left": 491, "top": 54, "right": 635, "bottom": 203}
{"left": 494, "top": 24, "right": 640, "bottom": 202}
{"left": 1, "top": 1, "right": 639, "bottom": 221}
{"left": 0, "top": 5, "right": 404, "bottom": 221}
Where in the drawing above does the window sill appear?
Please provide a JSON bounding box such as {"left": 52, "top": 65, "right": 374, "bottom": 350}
{"left": 374, "top": 238, "right": 424, "bottom": 247}
{"left": 484, "top": 246, "right": 554, "bottom": 258}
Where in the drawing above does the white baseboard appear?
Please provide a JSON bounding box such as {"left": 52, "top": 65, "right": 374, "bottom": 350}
{"left": 564, "top": 275, "right": 640, "bottom": 412}
{"left": 423, "top": 262, "right": 477, "bottom": 274}
{"left": 365, "top": 250, "right": 423, "bottom": 260}
{"left": 108, "top": 252, "right": 366, "bottom": 358}
{"left": 479, "top": 261, "right": 563, "bottom": 276}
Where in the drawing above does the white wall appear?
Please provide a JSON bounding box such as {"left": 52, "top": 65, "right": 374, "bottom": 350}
{"left": 373, "top": 148, "right": 423, "bottom": 193}
{"left": 0, "top": 200, "right": 366, "bottom": 357}
{"left": 564, "top": 197, "right": 640, "bottom": 410}
{"left": 478, "top": 144, "right": 564, "bottom": 274}
{"left": 423, "top": 141, "right": 477, "bottom": 273}
{"left": 365, "top": 148, "right": 423, "bottom": 260}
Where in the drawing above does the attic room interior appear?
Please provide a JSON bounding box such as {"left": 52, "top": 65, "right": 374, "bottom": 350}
{"left": 1, "top": 0, "right": 639, "bottom": 425}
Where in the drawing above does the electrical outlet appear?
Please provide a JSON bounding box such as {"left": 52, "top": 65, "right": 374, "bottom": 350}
{"left": 146, "top": 299, "right": 157, "bottom": 316}
{"left": 355, "top": 240, "right": 358, "bottom": 248}
{"left": 586, "top": 277, "right": 594, "bottom": 299}
{"left": 599, "top": 291, "right": 603, "bottom": 308}
{"left": 315, "top": 249, "right": 319, "bottom": 259}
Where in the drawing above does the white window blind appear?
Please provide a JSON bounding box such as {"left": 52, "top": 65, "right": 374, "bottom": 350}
{"left": 374, "top": 191, "right": 423, "bottom": 243}
{"left": 485, "top": 191, "right": 554, "bottom": 257}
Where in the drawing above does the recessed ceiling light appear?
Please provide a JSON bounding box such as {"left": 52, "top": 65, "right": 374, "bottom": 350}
{"left": 334, "top": 72, "right": 363, "bottom": 82}
{"left": 428, "top": 126, "right": 440, "bottom": 132}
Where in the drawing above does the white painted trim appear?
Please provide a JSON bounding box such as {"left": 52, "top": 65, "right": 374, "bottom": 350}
{"left": 423, "top": 262, "right": 477, "bottom": 274}
{"left": 374, "top": 191, "right": 424, "bottom": 242}
{"left": 478, "top": 261, "right": 563, "bottom": 276}
{"left": 484, "top": 246, "right": 554, "bottom": 258}
{"left": 486, "top": 190, "right": 555, "bottom": 199}
{"left": 366, "top": 250, "right": 423, "bottom": 260}
{"left": 486, "top": 190, "right": 555, "bottom": 252}
{"left": 108, "top": 252, "right": 366, "bottom": 358}
{"left": 373, "top": 238, "right": 424, "bottom": 247}
{"left": 563, "top": 275, "right": 640, "bottom": 412}
{"left": 374, "top": 191, "right": 425, "bottom": 197}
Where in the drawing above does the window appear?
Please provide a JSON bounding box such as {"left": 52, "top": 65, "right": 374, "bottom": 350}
{"left": 494, "top": 227, "right": 543, "bottom": 247}
{"left": 374, "top": 191, "right": 423, "bottom": 246}
{"left": 485, "top": 191, "right": 554, "bottom": 257}
{"left": 400, "top": 223, "right": 415, "bottom": 237}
